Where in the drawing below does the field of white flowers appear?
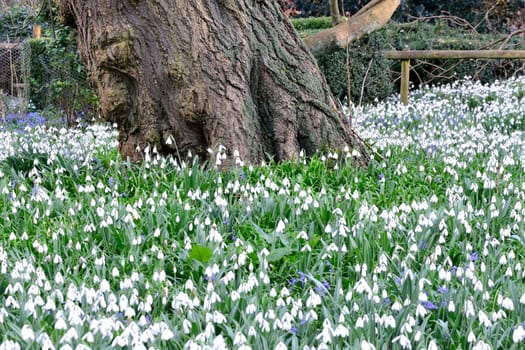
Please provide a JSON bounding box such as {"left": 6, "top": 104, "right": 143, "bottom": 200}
{"left": 1, "top": 76, "right": 525, "bottom": 349}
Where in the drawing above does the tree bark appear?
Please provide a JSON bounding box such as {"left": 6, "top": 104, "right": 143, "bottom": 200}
{"left": 54, "top": 0, "right": 372, "bottom": 165}
{"left": 304, "top": 0, "right": 400, "bottom": 57}
{"left": 329, "top": 0, "right": 342, "bottom": 26}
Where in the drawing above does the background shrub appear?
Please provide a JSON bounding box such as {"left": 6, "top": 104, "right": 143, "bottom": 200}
{"left": 0, "top": 5, "right": 98, "bottom": 123}
{"left": 28, "top": 27, "right": 98, "bottom": 124}
{"left": 382, "top": 20, "right": 525, "bottom": 88}
{"left": 293, "top": 17, "right": 525, "bottom": 104}
{"left": 317, "top": 34, "right": 393, "bottom": 105}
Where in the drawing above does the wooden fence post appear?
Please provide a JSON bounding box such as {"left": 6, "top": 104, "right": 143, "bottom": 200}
{"left": 383, "top": 50, "right": 525, "bottom": 105}
{"left": 400, "top": 59, "right": 410, "bottom": 105}
{"left": 33, "top": 25, "right": 42, "bottom": 39}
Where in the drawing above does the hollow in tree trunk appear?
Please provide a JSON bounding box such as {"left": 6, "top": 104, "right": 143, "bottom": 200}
{"left": 54, "top": 0, "right": 374, "bottom": 166}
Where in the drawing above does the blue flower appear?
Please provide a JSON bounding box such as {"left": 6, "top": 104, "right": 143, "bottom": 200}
{"left": 315, "top": 281, "right": 330, "bottom": 296}
{"left": 470, "top": 251, "right": 479, "bottom": 262}
{"left": 437, "top": 285, "right": 448, "bottom": 293}
{"left": 423, "top": 301, "right": 438, "bottom": 310}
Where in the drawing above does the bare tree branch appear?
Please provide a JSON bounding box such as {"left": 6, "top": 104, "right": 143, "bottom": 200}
{"left": 304, "top": 0, "right": 400, "bottom": 57}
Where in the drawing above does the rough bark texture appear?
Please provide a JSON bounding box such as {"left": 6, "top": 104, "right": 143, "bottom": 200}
{"left": 54, "top": 0, "right": 371, "bottom": 165}
{"left": 304, "top": 0, "right": 400, "bottom": 57}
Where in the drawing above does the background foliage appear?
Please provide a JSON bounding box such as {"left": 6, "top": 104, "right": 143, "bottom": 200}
{"left": 292, "top": 15, "right": 525, "bottom": 105}
{"left": 280, "top": 0, "right": 525, "bottom": 33}
{"left": 1, "top": 3, "right": 98, "bottom": 123}
{"left": 1, "top": 1, "right": 524, "bottom": 116}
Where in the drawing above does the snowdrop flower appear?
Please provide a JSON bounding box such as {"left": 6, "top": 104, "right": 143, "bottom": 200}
{"left": 392, "top": 334, "right": 412, "bottom": 349}
{"left": 464, "top": 300, "right": 475, "bottom": 318}
{"left": 333, "top": 324, "right": 349, "bottom": 337}
{"left": 427, "top": 340, "right": 439, "bottom": 350}
{"left": 275, "top": 342, "right": 287, "bottom": 350}
{"left": 472, "top": 340, "right": 492, "bottom": 350}
{"left": 478, "top": 310, "right": 492, "bottom": 328}
{"left": 0, "top": 340, "right": 21, "bottom": 350}
{"left": 276, "top": 220, "right": 286, "bottom": 233}
{"left": 513, "top": 325, "right": 525, "bottom": 343}
{"left": 361, "top": 340, "right": 376, "bottom": 350}
{"left": 414, "top": 331, "right": 422, "bottom": 342}
{"left": 21, "top": 325, "right": 35, "bottom": 341}
{"left": 501, "top": 297, "right": 514, "bottom": 310}
{"left": 233, "top": 332, "right": 247, "bottom": 346}
{"left": 447, "top": 301, "right": 456, "bottom": 313}
{"left": 416, "top": 303, "right": 428, "bottom": 318}
{"left": 520, "top": 292, "right": 525, "bottom": 304}
{"left": 316, "top": 319, "right": 333, "bottom": 344}
{"left": 468, "top": 331, "right": 477, "bottom": 343}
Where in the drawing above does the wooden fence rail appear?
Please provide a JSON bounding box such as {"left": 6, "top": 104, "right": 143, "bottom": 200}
{"left": 382, "top": 50, "right": 525, "bottom": 105}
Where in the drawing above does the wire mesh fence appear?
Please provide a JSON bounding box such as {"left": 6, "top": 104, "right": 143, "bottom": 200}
{"left": 0, "top": 34, "right": 97, "bottom": 124}
{"left": 29, "top": 36, "right": 97, "bottom": 124}
{"left": 0, "top": 38, "right": 31, "bottom": 116}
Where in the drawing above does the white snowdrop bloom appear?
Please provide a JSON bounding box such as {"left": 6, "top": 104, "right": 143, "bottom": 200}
{"left": 247, "top": 326, "right": 257, "bottom": 337}
{"left": 478, "top": 310, "right": 492, "bottom": 328}
{"left": 438, "top": 268, "right": 451, "bottom": 282}
{"left": 418, "top": 292, "right": 428, "bottom": 303}
{"left": 513, "top": 325, "right": 525, "bottom": 343}
{"left": 392, "top": 334, "right": 412, "bottom": 349}
{"left": 111, "top": 267, "right": 120, "bottom": 277}
{"left": 182, "top": 319, "right": 192, "bottom": 334}
{"left": 416, "top": 303, "right": 427, "bottom": 318}
{"left": 246, "top": 304, "right": 257, "bottom": 314}
{"left": 21, "top": 325, "right": 35, "bottom": 341}
{"left": 414, "top": 331, "right": 422, "bottom": 342}
{"left": 519, "top": 292, "right": 525, "bottom": 304}
{"left": 427, "top": 339, "right": 439, "bottom": 350}
{"left": 384, "top": 315, "right": 396, "bottom": 329}
{"left": 55, "top": 272, "right": 64, "bottom": 285}
{"left": 501, "top": 297, "right": 515, "bottom": 310}
{"left": 0, "top": 340, "right": 21, "bottom": 350}
{"left": 354, "top": 278, "right": 372, "bottom": 294}
{"left": 0, "top": 308, "right": 7, "bottom": 323}
{"left": 468, "top": 331, "right": 477, "bottom": 343}
{"left": 55, "top": 318, "right": 67, "bottom": 330}
{"left": 316, "top": 319, "right": 333, "bottom": 344}
{"left": 448, "top": 301, "right": 456, "bottom": 313}
{"left": 491, "top": 309, "right": 507, "bottom": 322}
{"left": 159, "top": 324, "right": 174, "bottom": 340}
{"left": 275, "top": 342, "right": 288, "bottom": 350}
{"left": 296, "top": 231, "right": 308, "bottom": 240}
{"left": 499, "top": 254, "right": 507, "bottom": 265}
{"left": 60, "top": 328, "right": 79, "bottom": 344}
{"left": 233, "top": 332, "right": 247, "bottom": 346}
{"left": 464, "top": 300, "right": 475, "bottom": 318}
{"left": 391, "top": 301, "right": 402, "bottom": 312}
{"left": 276, "top": 220, "right": 286, "bottom": 233}
{"left": 306, "top": 289, "right": 322, "bottom": 308}
{"left": 472, "top": 340, "right": 492, "bottom": 350}
{"left": 355, "top": 316, "right": 366, "bottom": 328}
{"left": 333, "top": 324, "right": 349, "bottom": 337}
{"left": 360, "top": 340, "right": 376, "bottom": 350}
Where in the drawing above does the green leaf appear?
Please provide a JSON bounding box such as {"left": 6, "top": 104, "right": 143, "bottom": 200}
{"left": 189, "top": 245, "right": 213, "bottom": 263}
{"left": 267, "top": 247, "right": 292, "bottom": 263}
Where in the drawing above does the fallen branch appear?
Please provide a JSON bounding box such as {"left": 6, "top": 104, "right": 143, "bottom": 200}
{"left": 303, "top": 0, "right": 400, "bottom": 57}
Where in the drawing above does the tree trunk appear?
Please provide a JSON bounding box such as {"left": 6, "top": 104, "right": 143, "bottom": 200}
{"left": 54, "top": 0, "right": 372, "bottom": 165}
